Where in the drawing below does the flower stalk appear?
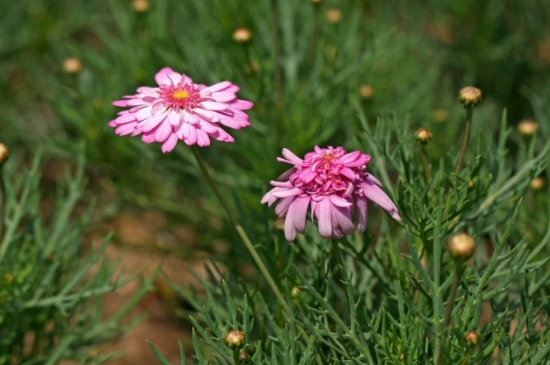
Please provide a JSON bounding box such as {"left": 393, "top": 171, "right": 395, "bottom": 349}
{"left": 190, "top": 146, "right": 289, "bottom": 314}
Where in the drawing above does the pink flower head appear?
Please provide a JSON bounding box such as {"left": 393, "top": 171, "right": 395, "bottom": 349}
{"left": 108, "top": 67, "right": 253, "bottom": 153}
{"left": 261, "top": 146, "right": 401, "bottom": 241}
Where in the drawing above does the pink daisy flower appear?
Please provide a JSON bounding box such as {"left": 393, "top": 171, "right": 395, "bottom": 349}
{"left": 261, "top": 146, "right": 401, "bottom": 241}
{"left": 108, "top": 67, "right": 254, "bottom": 153}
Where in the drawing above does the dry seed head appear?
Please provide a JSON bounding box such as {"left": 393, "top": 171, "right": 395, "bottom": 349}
{"left": 448, "top": 233, "right": 475, "bottom": 260}
{"left": 0, "top": 143, "right": 9, "bottom": 164}
{"left": 132, "top": 0, "right": 150, "bottom": 12}
{"left": 517, "top": 119, "right": 538, "bottom": 136}
{"left": 530, "top": 177, "right": 545, "bottom": 191}
{"left": 233, "top": 28, "right": 252, "bottom": 43}
{"left": 359, "top": 85, "right": 374, "bottom": 99}
{"left": 225, "top": 330, "right": 246, "bottom": 349}
{"left": 62, "top": 57, "right": 83, "bottom": 73}
{"left": 326, "top": 8, "right": 342, "bottom": 23}
{"left": 459, "top": 86, "right": 482, "bottom": 108}
{"left": 415, "top": 128, "right": 432, "bottom": 144}
{"left": 464, "top": 331, "right": 480, "bottom": 346}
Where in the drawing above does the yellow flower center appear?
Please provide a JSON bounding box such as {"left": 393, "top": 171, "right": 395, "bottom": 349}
{"left": 172, "top": 90, "right": 189, "bottom": 100}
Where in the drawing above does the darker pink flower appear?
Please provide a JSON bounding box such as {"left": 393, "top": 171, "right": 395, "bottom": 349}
{"left": 109, "top": 67, "right": 253, "bottom": 152}
{"left": 261, "top": 146, "right": 401, "bottom": 241}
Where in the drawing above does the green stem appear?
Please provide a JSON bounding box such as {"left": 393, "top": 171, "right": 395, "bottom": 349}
{"left": 432, "top": 236, "right": 443, "bottom": 365}
{"left": 190, "top": 146, "right": 289, "bottom": 314}
{"left": 435, "top": 261, "right": 464, "bottom": 365}
{"left": 232, "top": 349, "right": 240, "bottom": 365}
{"left": 0, "top": 165, "right": 5, "bottom": 241}
{"left": 270, "top": 0, "right": 282, "bottom": 106}
{"left": 454, "top": 108, "right": 474, "bottom": 177}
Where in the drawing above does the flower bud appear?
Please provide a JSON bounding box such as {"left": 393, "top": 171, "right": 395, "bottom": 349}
{"left": 517, "top": 119, "right": 538, "bottom": 137}
{"left": 233, "top": 28, "right": 252, "bottom": 43}
{"left": 464, "top": 330, "right": 480, "bottom": 346}
{"left": 458, "top": 86, "right": 482, "bottom": 108}
{"left": 359, "top": 85, "right": 374, "bottom": 99}
{"left": 415, "top": 128, "right": 432, "bottom": 144}
{"left": 239, "top": 351, "right": 251, "bottom": 363}
{"left": 62, "top": 57, "right": 83, "bottom": 74}
{"left": 310, "top": 0, "right": 322, "bottom": 4}
{"left": 432, "top": 109, "right": 448, "bottom": 123}
{"left": 225, "top": 330, "right": 246, "bottom": 350}
{"left": 0, "top": 143, "right": 9, "bottom": 164}
{"left": 291, "top": 286, "right": 301, "bottom": 298}
{"left": 530, "top": 177, "right": 545, "bottom": 191}
{"left": 448, "top": 233, "right": 475, "bottom": 260}
{"left": 132, "top": 0, "right": 150, "bottom": 12}
{"left": 326, "top": 8, "right": 342, "bottom": 23}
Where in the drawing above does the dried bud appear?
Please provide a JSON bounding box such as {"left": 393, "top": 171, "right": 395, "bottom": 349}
{"left": 415, "top": 128, "right": 432, "bottom": 144}
{"left": 326, "top": 8, "right": 342, "bottom": 23}
{"left": 239, "top": 351, "right": 251, "bottom": 363}
{"left": 359, "top": 85, "right": 374, "bottom": 99}
{"left": 0, "top": 143, "right": 9, "bottom": 164}
{"left": 530, "top": 177, "right": 545, "bottom": 191}
{"left": 448, "top": 233, "right": 475, "bottom": 260}
{"left": 291, "top": 287, "right": 301, "bottom": 298}
{"left": 132, "top": 0, "right": 150, "bottom": 12}
{"left": 458, "top": 86, "right": 482, "bottom": 108}
{"left": 62, "top": 57, "right": 83, "bottom": 74}
{"left": 432, "top": 109, "right": 448, "bottom": 123}
{"left": 517, "top": 119, "right": 538, "bottom": 137}
{"left": 233, "top": 28, "right": 252, "bottom": 43}
{"left": 225, "top": 330, "right": 246, "bottom": 350}
{"left": 464, "top": 331, "right": 480, "bottom": 346}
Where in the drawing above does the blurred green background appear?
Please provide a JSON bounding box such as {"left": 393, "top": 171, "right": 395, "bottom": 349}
{"left": 2, "top": 0, "right": 550, "bottom": 361}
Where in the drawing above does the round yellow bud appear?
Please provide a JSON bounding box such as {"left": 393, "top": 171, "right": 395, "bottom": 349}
{"left": 359, "top": 85, "right": 374, "bottom": 99}
{"left": 224, "top": 330, "right": 246, "bottom": 350}
{"left": 432, "top": 109, "right": 448, "bottom": 123}
{"left": 530, "top": 177, "right": 545, "bottom": 191}
{"left": 458, "top": 86, "right": 482, "bottom": 108}
{"left": 0, "top": 143, "right": 9, "bottom": 164}
{"left": 464, "top": 330, "right": 480, "bottom": 346}
{"left": 326, "top": 8, "right": 342, "bottom": 23}
{"left": 448, "top": 233, "right": 475, "bottom": 260}
{"left": 238, "top": 351, "right": 251, "bottom": 363}
{"left": 233, "top": 28, "right": 252, "bottom": 43}
{"left": 517, "top": 119, "right": 538, "bottom": 137}
{"left": 62, "top": 57, "right": 83, "bottom": 74}
{"left": 415, "top": 128, "right": 432, "bottom": 144}
{"left": 291, "top": 287, "right": 301, "bottom": 298}
{"left": 132, "top": 0, "right": 150, "bottom": 12}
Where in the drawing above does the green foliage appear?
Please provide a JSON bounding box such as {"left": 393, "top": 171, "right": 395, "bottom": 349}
{"left": 2, "top": 0, "right": 550, "bottom": 364}
{"left": 0, "top": 152, "right": 149, "bottom": 364}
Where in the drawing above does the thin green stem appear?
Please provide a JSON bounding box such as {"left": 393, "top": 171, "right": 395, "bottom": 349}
{"left": 0, "top": 165, "right": 5, "bottom": 241}
{"left": 270, "top": 0, "right": 282, "bottom": 106}
{"left": 190, "top": 146, "right": 289, "bottom": 314}
{"left": 443, "top": 262, "right": 464, "bottom": 329}
{"left": 454, "top": 108, "right": 474, "bottom": 177}
{"left": 432, "top": 236, "right": 443, "bottom": 365}
{"left": 435, "top": 261, "right": 465, "bottom": 365}
{"left": 232, "top": 349, "right": 239, "bottom": 365}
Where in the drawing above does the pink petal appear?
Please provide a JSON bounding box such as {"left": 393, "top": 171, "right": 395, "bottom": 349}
{"left": 202, "top": 81, "right": 232, "bottom": 93}
{"left": 285, "top": 196, "right": 310, "bottom": 240}
{"left": 200, "top": 101, "right": 229, "bottom": 111}
{"left": 230, "top": 99, "right": 254, "bottom": 110}
{"left": 316, "top": 198, "right": 333, "bottom": 239}
{"left": 356, "top": 197, "right": 367, "bottom": 233}
{"left": 162, "top": 134, "right": 178, "bottom": 153}
{"left": 155, "top": 67, "right": 175, "bottom": 85}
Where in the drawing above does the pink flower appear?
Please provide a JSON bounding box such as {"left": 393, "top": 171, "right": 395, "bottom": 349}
{"left": 261, "top": 146, "right": 401, "bottom": 241}
{"left": 108, "top": 67, "right": 253, "bottom": 153}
